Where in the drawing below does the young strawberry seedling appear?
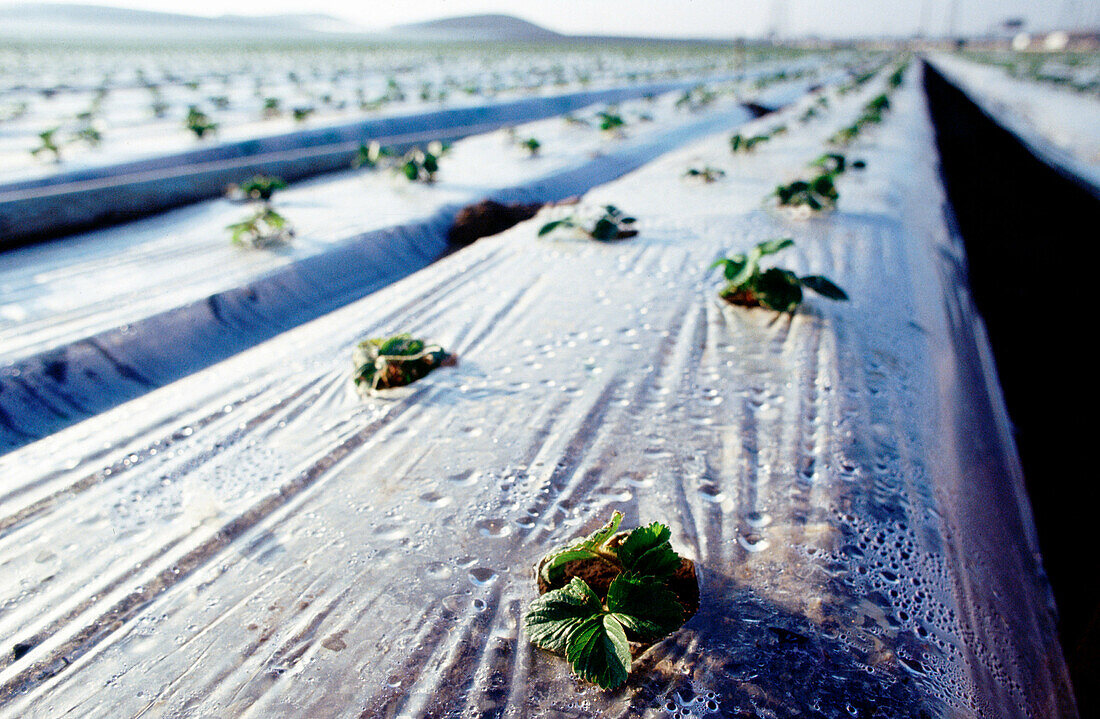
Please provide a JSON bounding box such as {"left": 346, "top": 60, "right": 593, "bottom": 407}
{"left": 351, "top": 333, "right": 452, "bottom": 394}
{"left": 729, "top": 132, "right": 769, "bottom": 153}
{"left": 521, "top": 137, "right": 541, "bottom": 156}
{"left": 73, "top": 124, "right": 102, "bottom": 147}
{"left": 775, "top": 172, "right": 839, "bottom": 211}
{"left": 226, "top": 206, "right": 294, "bottom": 249}
{"left": 185, "top": 106, "right": 217, "bottom": 139}
{"left": 237, "top": 175, "right": 287, "bottom": 202}
{"left": 862, "top": 94, "right": 890, "bottom": 120}
{"left": 30, "top": 127, "right": 62, "bottom": 162}
{"left": 538, "top": 205, "right": 638, "bottom": 241}
{"left": 352, "top": 141, "right": 391, "bottom": 170}
{"left": 597, "top": 110, "right": 626, "bottom": 135}
{"left": 811, "top": 153, "right": 867, "bottom": 174}
{"left": 683, "top": 166, "right": 726, "bottom": 182}
{"left": 812, "top": 153, "right": 844, "bottom": 175}
{"left": 712, "top": 237, "right": 848, "bottom": 312}
{"left": 524, "top": 511, "right": 697, "bottom": 690}
{"left": 150, "top": 96, "right": 169, "bottom": 119}
{"left": 675, "top": 84, "right": 717, "bottom": 112}
{"left": 397, "top": 146, "right": 441, "bottom": 183}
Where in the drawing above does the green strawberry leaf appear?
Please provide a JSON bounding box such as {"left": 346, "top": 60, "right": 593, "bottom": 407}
{"left": 800, "top": 275, "right": 849, "bottom": 301}
{"left": 606, "top": 573, "right": 684, "bottom": 640}
{"left": 539, "top": 511, "right": 623, "bottom": 584}
{"left": 591, "top": 217, "right": 618, "bottom": 241}
{"left": 524, "top": 577, "right": 603, "bottom": 653}
{"left": 757, "top": 267, "right": 804, "bottom": 312}
{"left": 756, "top": 237, "right": 794, "bottom": 256}
{"left": 616, "top": 522, "right": 681, "bottom": 578}
{"left": 566, "top": 613, "right": 632, "bottom": 690}
{"left": 538, "top": 219, "right": 568, "bottom": 237}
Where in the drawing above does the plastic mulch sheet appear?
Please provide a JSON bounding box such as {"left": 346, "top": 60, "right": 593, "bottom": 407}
{"left": 0, "top": 68, "right": 1075, "bottom": 717}
{"left": 0, "top": 80, "right": 822, "bottom": 451}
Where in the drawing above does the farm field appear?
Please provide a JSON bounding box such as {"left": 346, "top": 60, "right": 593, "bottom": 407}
{"left": 0, "top": 44, "right": 820, "bottom": 184}
{"left": 927, "top": 52, "right": 1100, "bottom": 192}
{"left": 0, "top": 15, "right": 1094, "bottom": 719}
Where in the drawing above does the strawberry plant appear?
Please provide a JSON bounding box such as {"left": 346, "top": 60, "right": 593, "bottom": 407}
{"left": 862, "top": 94, "right": 890, "bottom": 119}
{"left": 675, "top": 84, "right": 717, "bottom": 112}
{"left": 185, "top": 105, "right": 217, "bottom": 139}
{"left": 292, "top": 106, "right": 315, "bottom": 123}
{"left": 524, "top": 511, "right": 697, "bottom": 690}
{"left": 73, "top": 124, "right": 102, "bottom": 147}
{"left": 712, "top": 237, "right": 848, "bottom": 312}
{"left": 538, "top": 205, "right": 638, "bottom": 241}
{"left": 398, "top": 146, "right": 441, "bottom": 183}
{"left": 887, "top": 64, "right": 907, "bottom": 88}
{"left": 226, "top": 206, "right": 293, "bottom": 249}
{"left": 151, "top": 96, "right": 169, "bottom": 118}
{"left": 352, "top": 141, "right": 391, "bottom": 170}
{"left": 521, "top": 137, "right": 541, "bottom": 156}
{"left": 683, "top": 166, "right": 726, "bottom": 182}
{"left": 775, "top": 172, "right": 839, "bottom": 211}
{"left": 729, "top": 132, "right": 769, "bottom": 153}
{"left": 597, "top": 110, "right": 626, "bottom": 134}
{"left": 30, "top": 127, "right": 62, "bottom": 162}
{"left": 811, "top": 153, "right": 866, "bottom": 174}
{"left": 238, "top": 175, "right": 287, "bottom": 202}
{"left": 352, "top": 333, "right": 451, "bottom": 394}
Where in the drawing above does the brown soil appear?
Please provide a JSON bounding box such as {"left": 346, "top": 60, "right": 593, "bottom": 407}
{"left": 372, "top": 350, "right": 453, "bottom": 390}
{"left": 720, "top": 289, "right": 761, "bottom": 308}
{"left": 447, "top": 200, "right": 544, "bottom": 246}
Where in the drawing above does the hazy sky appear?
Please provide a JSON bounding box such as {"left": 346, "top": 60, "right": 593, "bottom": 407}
{"left": 13, "top": 0, "right": 1100, "bottom": 38}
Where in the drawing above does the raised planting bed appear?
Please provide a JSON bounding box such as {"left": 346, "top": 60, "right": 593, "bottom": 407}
{"left": 0, "top": 64, "right": 1074, "bottom": 717}
{"left": 926, "top": 53, "right": 1100, "bottom": 198}
{"left": 0, "top": 68, "right": 818, "bottom": 249}
{"left": 0, "top": 78, "right": 824, "bottom": 453}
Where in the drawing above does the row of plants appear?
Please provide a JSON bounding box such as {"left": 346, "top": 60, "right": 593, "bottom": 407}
{"left": 767, "top": 63, "right": 907, "bottom": 211}
{"left": 344, "top": 80, "right": 870, "bottom": 680}
{"left": 725, "top": 60, "right": 894, "bottom": 157}
{"left": 202, "top": 54, "right": 889, "bottom": 695}
{"left": 352, "top": 228, "right": 848, "bottom": 688}
{"left": 10, "top": 48, "right": 857, "bottom": 167}
{"left": 222, "top": 140, "right": 454, "bottom": 247}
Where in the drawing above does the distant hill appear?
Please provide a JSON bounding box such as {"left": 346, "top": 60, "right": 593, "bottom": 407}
{"left": 0, "top": 4, "right": 712, "bottom": 45}
{"left": 0, "top": 3, "right": 367, "bottom": 41}
{"left": 390, "top": 14, "right": 564, "bottom": 41}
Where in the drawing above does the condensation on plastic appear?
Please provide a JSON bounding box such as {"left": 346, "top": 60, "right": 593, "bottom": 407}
{"left": 927, "top": 54, "right": 1100, "bottom": 197}
{"left": 0, "top": 60, "right": 817, "bottom": 191}
{"left": 0, "top": 67, "right": 1074, "bottom": 718}
{"left": 0, "top": 67, "right": 810, "bottom": 247}
{"left": 0, "top": 80, "right": 821, "bottom": 453}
